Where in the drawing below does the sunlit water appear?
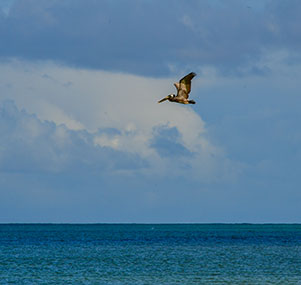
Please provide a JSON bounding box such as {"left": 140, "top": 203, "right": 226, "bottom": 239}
{"left": 1, "top": 224, "right": 301, "bottom": 284}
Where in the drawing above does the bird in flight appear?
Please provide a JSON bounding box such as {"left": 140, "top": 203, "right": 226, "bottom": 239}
{"left": 158, "top": 72, "right": 196, "bottom": 105}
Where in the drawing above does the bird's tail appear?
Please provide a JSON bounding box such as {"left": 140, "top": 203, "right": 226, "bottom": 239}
{"left": 188, "top": 100, "right": 196, "bottom": 104}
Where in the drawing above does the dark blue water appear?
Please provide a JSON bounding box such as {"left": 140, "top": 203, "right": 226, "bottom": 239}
{"left": 1, "top": 224, "right": 301, "bottom": 284}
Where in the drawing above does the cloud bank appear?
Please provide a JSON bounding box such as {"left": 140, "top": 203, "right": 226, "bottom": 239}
{"left": 0, "top": 100, "right": 148, "bottom": 175}
{"left": 0, "top": 60, "right": 235, "bottom": 182}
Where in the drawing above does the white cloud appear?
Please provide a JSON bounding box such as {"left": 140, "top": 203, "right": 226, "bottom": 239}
{"left": 0, "top": 100, "right": 148, "bottom": 174}
{"left": 0, "top": 59, "right": 238, "bottom": 181}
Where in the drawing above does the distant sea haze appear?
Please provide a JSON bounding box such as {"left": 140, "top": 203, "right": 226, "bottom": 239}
{"left": 1, "top": 224, "right": 301, "bottom": 283}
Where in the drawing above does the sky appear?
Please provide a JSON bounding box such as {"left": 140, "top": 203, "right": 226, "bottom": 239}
{"left": 0, "top": 0, "right": 301, "bottom": 223}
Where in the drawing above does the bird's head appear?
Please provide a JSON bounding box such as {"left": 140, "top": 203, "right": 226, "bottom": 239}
{"left": 158, "top": 94, "right": 175, "bottom": 103}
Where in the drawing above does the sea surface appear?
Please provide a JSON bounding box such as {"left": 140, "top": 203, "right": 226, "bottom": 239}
{"left": 1, "top": 224, "right": 301, "bottom": 284}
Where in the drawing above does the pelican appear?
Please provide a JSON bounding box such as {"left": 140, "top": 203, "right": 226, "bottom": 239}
{"left": 158, "top": 72, "right": 196, "bottom": 104}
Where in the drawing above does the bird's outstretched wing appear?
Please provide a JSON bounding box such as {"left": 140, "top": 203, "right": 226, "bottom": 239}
{"left": 178, "top": 72, "right": 196, "bottom": 98}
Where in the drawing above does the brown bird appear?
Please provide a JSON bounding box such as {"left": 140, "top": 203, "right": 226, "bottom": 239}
{"left": 158, "top": 72, "right": 196, "bottom": 104}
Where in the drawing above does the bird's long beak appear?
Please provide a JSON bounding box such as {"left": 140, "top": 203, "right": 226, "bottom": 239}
{"left": 158, "top": 96, "right": 168, "bottom": 103}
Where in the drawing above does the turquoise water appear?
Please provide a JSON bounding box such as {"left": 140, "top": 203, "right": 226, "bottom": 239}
{"left": 1, "top": 224, "right": 301, "bottom": 284}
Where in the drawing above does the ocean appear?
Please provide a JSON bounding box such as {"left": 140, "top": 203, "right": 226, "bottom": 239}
{"left": 1, "top": 224, "right": 301, "bottom": 284}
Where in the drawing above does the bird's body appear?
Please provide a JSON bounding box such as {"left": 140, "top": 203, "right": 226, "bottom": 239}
{"left": 158, "top": 72, "right": 196, "bottom": 104}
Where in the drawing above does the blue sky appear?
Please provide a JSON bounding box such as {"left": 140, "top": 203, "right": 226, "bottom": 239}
{"left": 1, "top": 0, "right": 301, "bottom": 223}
